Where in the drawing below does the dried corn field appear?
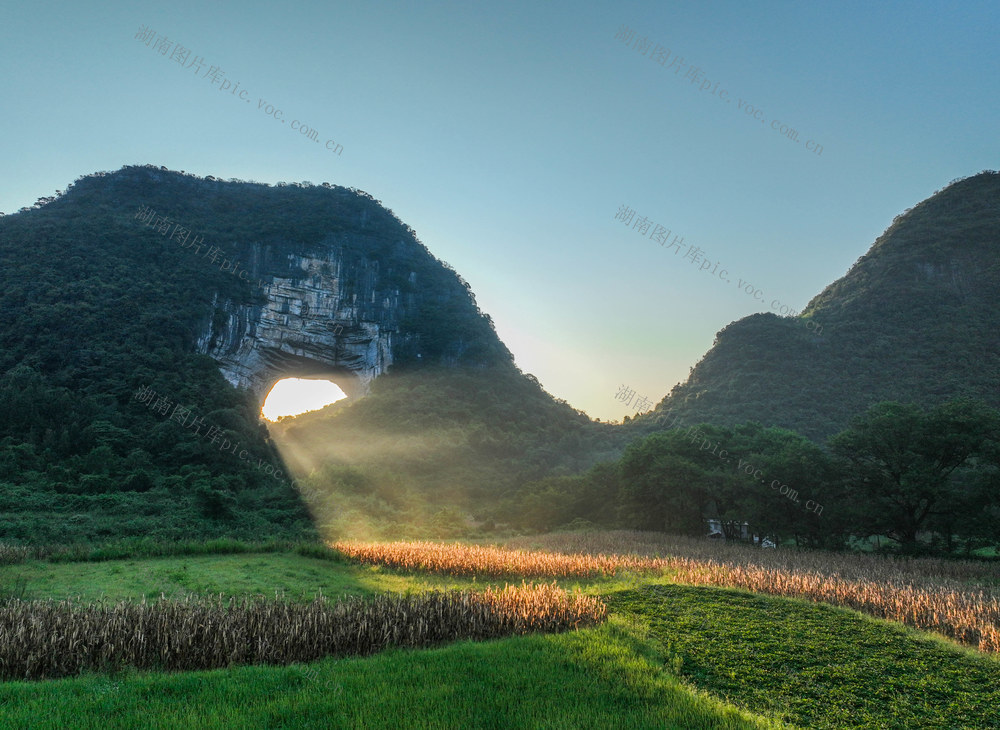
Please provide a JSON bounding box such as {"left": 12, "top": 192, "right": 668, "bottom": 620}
{"left": 335, "top": 534, "right": 1000, "bottom": 653}
{"left": 0, "top": 584, "right": 605, "bottom": 681}
{"left": 331, "top": 540, "right": 673, "bottom": 578}
{"left": 504, "top": 531, "right": 1000, "bottom": 587}
{"left": 506, "top": 532, "right": 1000, "bottom": 651}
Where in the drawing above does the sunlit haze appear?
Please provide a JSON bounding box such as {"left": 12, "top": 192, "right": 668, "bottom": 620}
{"left": 261, "top": 378, "right": 348, "bottom": 421}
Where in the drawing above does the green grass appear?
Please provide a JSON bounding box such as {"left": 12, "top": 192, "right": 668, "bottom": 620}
{"left": 3, "top": 547, "right": 999, "bottom": 728}
{"left": 0, "top": 552, "right": 485, "bottom": 602}
{"left": 0, "top": 618, "right": 781, "bottom": 729}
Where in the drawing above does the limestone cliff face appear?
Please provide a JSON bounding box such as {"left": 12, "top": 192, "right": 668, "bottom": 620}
{"left": 76, "top": 166, "right": 512, "bottom": 405}
{"left": 196, "top": 247, "right": 403, "bottom": 403}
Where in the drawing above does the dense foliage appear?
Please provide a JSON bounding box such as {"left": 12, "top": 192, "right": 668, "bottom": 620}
{"left": 505, "top": 399, "right": 1000, "bottom": 556}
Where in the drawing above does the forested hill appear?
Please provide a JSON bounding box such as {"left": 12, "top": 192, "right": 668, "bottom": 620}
{"left": 0, "top": 165, "right": 609, "bottom": 543}
{"left": 638, "top": 171, "right": 1000, "bottom": 441}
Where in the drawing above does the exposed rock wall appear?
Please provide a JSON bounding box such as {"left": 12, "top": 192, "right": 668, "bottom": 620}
{"left": 196, "top": 248, "right": 400, "bottom": 403}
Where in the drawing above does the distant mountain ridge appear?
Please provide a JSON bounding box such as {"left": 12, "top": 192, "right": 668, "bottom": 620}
{"left": 639, "top": 171, "right": 1000, "bottom": 439}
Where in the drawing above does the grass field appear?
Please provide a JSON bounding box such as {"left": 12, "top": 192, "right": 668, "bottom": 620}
{"left": 1, "top": 551, "right": 472, "bottom": 603}
{"left": 1, "top": 534, "right": 998, "bottom": 728}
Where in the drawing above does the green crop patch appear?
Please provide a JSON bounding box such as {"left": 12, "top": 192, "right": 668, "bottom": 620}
{"left": 607, "top": 584, "right": 1000, "bottom": 729}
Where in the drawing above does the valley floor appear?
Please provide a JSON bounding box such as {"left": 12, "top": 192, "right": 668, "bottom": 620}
{"left": 0, "top": 535, "right": 998, "bottom": 729}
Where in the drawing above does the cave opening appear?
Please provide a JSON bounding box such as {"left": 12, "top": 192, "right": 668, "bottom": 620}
{"left": 261, "top": 377, "right": 349, "bottom": 421}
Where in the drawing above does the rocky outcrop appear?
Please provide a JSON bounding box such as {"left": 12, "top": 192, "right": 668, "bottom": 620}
{"left": 196, "top": 249, "right": 399, "bottom": 403}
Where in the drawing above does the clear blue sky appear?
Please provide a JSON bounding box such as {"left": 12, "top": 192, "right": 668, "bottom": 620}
{"left": 2, "top": 0, "right": 997, "bottom": 421}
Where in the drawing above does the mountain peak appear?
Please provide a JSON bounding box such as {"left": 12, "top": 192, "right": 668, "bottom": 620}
{"left": 647, "top": 172, "right": 1000, "bottom": 440}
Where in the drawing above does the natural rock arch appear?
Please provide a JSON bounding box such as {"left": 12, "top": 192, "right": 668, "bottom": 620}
{"left": 197, "top": 251, "right": 394, "bottom": 411}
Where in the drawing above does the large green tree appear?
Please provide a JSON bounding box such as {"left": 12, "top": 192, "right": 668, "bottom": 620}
{"left": 617, "top": 430, "right": 713, "bottom": 534}
{"left": 829, "top": 399, "right": 1000, "bottom": 552}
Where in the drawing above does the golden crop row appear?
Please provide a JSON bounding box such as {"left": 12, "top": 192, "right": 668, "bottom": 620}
{"left": 335, "top": 535, "right": 1000, "bottom": 653}
{"left": 503, "top": 531, "right": 1000, "bottom": 587}
{"left": 332, "top": 540, "right": 671, "bottom": 578}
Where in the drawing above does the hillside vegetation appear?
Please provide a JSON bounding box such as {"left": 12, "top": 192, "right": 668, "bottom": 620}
{"left": 0, "top": 166, "right": 607, "bottom": 544}
{"left": 642, "top": 171, "right": 1000, "bottom": 440}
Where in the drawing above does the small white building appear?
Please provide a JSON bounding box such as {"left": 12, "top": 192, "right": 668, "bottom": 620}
{"left": 706, "top": 519, "right": 775, "bottom": 547}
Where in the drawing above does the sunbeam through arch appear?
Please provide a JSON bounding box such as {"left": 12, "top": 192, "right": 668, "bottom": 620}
{"left": 261, "top": 378, "right": 349, "bottom": 421}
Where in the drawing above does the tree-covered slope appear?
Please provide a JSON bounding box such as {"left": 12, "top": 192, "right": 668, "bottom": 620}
{"left": 0, "top": 165, "right": 576, "bottom": 543}
{"left": 639, "top": 171, "right": 1000, "bottom": 440}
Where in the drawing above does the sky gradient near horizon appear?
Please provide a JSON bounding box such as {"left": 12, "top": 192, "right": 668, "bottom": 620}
{"left": 2, "top": 0, "right": 997, "bottom": 420}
